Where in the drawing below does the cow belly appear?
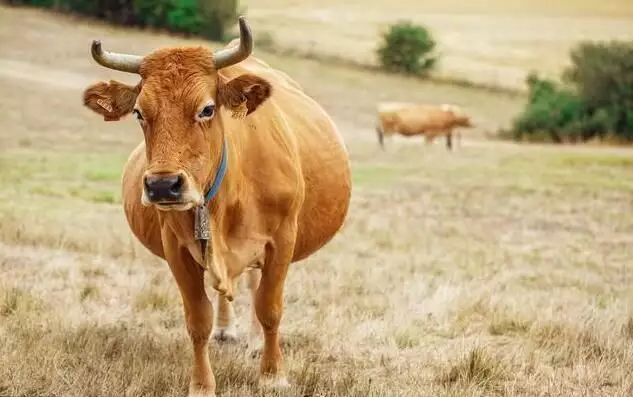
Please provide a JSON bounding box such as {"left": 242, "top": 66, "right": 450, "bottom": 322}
{"left": 398, "top": 128, "right": 425, "bottom": 137}
{"left": 292, "top": 180, "right": 350, "bottom": 262}
{"left": 291, "top": 128, "right": 352, "bottom": 263}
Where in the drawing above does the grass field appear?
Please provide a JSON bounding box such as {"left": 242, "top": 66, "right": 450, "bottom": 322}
{"left": 243, "top": 0, "right": 633, "bottom": 90}
{"left": 2, "top": 4, "right": 633, "bottom": 397}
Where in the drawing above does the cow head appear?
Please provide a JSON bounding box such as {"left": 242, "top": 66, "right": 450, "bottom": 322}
{"left": 82, "top": 17, "right": 272, "bottom": 211}
{"left": 455, "top": 114, "right": 474, "bottom": 128}
{"left": 442, "top": 104, "right": 475, "bottom": 129}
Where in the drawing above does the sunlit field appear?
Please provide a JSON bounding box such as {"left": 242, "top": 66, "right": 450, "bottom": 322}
{"left": 1, "top": 5, "right": 633, "bottom": 397}
{"left": 243, "top": 0, "right": 633, "bottom": 90}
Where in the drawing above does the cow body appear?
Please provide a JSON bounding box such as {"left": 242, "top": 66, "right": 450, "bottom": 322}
{"left": 375, "top": 102, "right": 473, "bottom": 150}
{"left": 82, "top": 18, "right": 351, "bottom": 396}
{"left": 121, "top": 56, "right": 350, "bottom": 268}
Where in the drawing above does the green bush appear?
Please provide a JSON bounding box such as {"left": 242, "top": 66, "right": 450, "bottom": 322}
{"left": 167, "top": 0, "right": 205, "bottom": 36}
{"left": 376, "top": 20, "right": 438, "bottom": 77}
{"left": 3, "top": 0, "right": 240, "bottom": 41}
{"left": 199, "top": 0, "right": 239, "bottom": 42}
{"left": 513, "top": 73, "right": 585, "bottom": 143}
{"left": 563, "top": 40, "right": 633, "bottom": 141}
{"left": 511, "top": 40, "right": 633, "bottom": 144}
{"left": 133, "top": 0, "right": 171, "bottom": 28}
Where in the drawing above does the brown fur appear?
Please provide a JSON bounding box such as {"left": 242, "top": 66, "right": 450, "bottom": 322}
{"left": 82, "top": 44, "right": 351, "bottom": 396}
{"left": 83, "top": 79, "right": 141, "bottom": 121}
{"left": 218, "top": 73, "right": 273, "bottom": 116}
{"left": 375, "top": 102, "right": 474, "bottom": 150}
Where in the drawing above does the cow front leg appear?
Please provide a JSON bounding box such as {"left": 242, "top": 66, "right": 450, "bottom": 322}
{"left": 163, "top": 233, "right": 216, "bottom": 396}
{"left": 254, "top": 224, "right": 296, "bottom": 389}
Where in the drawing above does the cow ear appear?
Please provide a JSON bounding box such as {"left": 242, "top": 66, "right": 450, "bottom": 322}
{"left": 83, "top": 80, "right": 141, "bottom": 122}
{"left": 217, "top": 74, "right": 272, "bottom": 119}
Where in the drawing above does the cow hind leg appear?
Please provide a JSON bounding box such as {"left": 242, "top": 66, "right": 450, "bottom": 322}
{"left": 376, "top": 125, "right": 385, "bottom": 150}
{"left": 446, "top": 131, "right": 453, "bottom": 151}
{"left": 246, "top": 269, "right": 264, "bottom": 358}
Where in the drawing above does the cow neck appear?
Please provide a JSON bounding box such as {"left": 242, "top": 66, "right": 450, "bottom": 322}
{"left": 193, "top": 138, "right": 228, "bottom": 277}
{"left": 204, "top": 139, "right": 228, "bottom": 203}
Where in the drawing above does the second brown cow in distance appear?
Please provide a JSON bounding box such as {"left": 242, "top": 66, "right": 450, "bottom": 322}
{"left": 375, "top": 102, "right": 475, "bottom": 150}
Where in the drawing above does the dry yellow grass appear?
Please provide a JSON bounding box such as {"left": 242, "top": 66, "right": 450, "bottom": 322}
{"left": 243, "top": 0, "right": 633, "bottom": 90}
{"left": 1, "top": 5, "right": 633, "bottom": 397}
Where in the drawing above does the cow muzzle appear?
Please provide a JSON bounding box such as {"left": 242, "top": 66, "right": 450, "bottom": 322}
{"left": 144, "top": 172, "right": 184, "bottom": 202}
{"left": 142, "top": 171, "right": 201, "bottom": 210}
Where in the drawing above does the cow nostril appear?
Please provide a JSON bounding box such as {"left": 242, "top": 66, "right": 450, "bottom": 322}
{"left": 169, "top": 175, "right": 184, "bottom": 195}
{"left": 144, "top": 177, "right": 154, "bottom": 196}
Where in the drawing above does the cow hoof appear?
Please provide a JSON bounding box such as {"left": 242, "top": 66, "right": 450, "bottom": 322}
{"left": 188, "top": 391, "right": 215, "bottom": 397}
{"left": 212, "top": 326, "right": 238, "bottom": 344}
{"left": 188, "top": 383, "right": 216, "bottom": 397}
{"left": 258, "top": 374, "right": 290, "bottom": 390}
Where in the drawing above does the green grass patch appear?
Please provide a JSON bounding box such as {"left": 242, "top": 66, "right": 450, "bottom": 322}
{"left": 551, "top": 152, "right": 633, "bottom": 169}
{"left": 496, "top": 150, "right": 633, "bottom": 192}
{"left": 352, "top": 164, "right": 419, "bottom": 186}
{"left": 0, "top": 149, "right": 127, "bottom": 204}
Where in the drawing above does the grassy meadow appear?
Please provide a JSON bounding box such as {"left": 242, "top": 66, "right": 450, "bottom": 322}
{"left": 243, "top": 0, "right": 633, "bottom": 90}
{"left": 1, "top": 3, "right": 633, "bottom": 397}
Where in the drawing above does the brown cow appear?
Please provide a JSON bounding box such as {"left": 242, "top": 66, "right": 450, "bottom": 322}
{"left": 81, "top": 17, "right": 351, "bottom": 396}
{"left": 375, "top": 102, "right": 474, "bottom": 150}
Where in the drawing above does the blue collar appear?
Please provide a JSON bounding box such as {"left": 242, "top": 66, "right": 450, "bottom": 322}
{"left": 204, "top": 140, "right": 228, "bottom": 202}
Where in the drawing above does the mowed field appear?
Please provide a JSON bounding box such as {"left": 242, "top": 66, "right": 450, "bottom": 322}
{"left": 2, "top": 4, "right": 633, "bottom": 397}
{"left": 243, "top": 0, "right": 633, "bottom": 90}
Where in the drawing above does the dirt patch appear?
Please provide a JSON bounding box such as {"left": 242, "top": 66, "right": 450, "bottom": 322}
{"left": 0, "top": 58, "right": 94, "bottom": 89}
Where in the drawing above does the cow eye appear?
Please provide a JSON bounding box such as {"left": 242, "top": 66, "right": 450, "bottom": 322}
{"left": 198, "top": 104, "right": 215, "bottom": 119}
{"left": 132, "top": 109, "right": 144, "bottom": 121}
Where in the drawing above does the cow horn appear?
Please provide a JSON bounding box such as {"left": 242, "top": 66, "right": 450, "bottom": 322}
{"left": 90, "top": 40, "right": 143, "bottom": 74}
{"left": 213, "top": 16, "right": 253, "bottom": 70}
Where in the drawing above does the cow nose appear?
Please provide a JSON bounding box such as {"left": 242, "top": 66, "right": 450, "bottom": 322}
{"left": 144, "top": 174, "right": 184, "bottom": 202}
